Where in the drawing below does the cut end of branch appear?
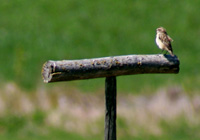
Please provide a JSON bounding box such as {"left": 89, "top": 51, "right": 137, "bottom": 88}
{"left": 41, "top": 61, "right": 55, "bottom": 83}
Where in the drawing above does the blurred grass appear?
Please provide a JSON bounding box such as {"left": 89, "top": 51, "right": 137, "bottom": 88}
{"left": 118, "top": 117, "right": 200, "bottom": 140}
{"left": 0, "top": 0, "right": 200, "bottom": 92}
{"left": 0, "top": 114, "right": 200, "bottom": 140}
{"left": 0, "top": 113, "right": 102, "bottom": 140}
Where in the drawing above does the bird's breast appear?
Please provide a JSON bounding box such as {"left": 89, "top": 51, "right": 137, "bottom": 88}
{"left": 156, "top": 35, "right": 165, "bottom": 50}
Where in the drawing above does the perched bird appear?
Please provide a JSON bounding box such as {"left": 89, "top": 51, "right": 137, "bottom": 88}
{"left": 155, "top": 27, "right": 174, "bottom": 56}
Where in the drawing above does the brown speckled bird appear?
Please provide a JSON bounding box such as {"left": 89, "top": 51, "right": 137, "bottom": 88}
{"left": 155, "top": 27, "right": 174, "bottom": 56}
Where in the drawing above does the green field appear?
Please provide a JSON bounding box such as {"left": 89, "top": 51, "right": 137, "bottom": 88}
{"left": 0, "top": 115, "right": 200, "bottom": 140}
{"left": 1, "top": 0, "right": 200, "bottom": 139}
{"left": 1, "top": 0, "right": 200, "bottom": 92}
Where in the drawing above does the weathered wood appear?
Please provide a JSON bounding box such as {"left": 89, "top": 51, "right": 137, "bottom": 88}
{"left": 105, "top": 76, "right": 117, "bottom": 140}
{"left": 42, "top": 54, "right": 180, "bottom": 83}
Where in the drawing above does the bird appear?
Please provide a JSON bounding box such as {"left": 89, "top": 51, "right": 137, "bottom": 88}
{"left": 155, "top": 27, "right": 174, "bottom": 56}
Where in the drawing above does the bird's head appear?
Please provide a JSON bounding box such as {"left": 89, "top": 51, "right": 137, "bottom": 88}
{"left": 156, "top": 27, "right": 167, "bottom": 34}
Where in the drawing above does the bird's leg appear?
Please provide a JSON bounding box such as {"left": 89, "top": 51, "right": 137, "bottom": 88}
{"left": 160, "top": 50, "right": 164, "bottom": 54}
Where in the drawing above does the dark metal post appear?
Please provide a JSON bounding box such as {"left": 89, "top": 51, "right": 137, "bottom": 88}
{"left": 105, "top": 76, "right": 117, "bottom": 140}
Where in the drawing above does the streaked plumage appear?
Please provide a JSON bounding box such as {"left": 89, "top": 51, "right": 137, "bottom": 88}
{"left": 155, "top": 27, "right": 174, "bottom": 56}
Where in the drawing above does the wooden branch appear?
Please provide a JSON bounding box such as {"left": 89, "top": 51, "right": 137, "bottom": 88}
{"left": 42, "top": 54, "right": 180, "bottom": 83}
{"left": 105, "top": 77, "right": 117, "bottom": 140}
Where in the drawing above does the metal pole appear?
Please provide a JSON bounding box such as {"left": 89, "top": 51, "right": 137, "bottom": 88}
{"left": 105, "top": 76, "right": 117, "bottom": 140}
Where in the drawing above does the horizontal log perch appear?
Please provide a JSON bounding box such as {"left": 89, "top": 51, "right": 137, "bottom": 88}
{"left": 42, "top": 54, "right": 180, "bottom": 83}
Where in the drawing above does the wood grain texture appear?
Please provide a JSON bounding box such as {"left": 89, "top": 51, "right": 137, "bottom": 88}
{"left": 105, "top": 77, "right": 117, "bottom": 140}
{"left": 42, "top": 54, "right": 180, "bottom": 83}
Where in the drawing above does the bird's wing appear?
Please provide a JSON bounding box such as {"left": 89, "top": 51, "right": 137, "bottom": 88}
{"left": 159, "top": 33, "right": 173, "bottom": 52}
{"left": 159, "top": 33, "right": 171, "bottom": 47}
{"left": 167, "top": 35, "right": 173, "bottom": 42}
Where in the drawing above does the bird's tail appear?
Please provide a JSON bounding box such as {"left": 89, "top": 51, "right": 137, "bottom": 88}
{"left": 168, "top": 50, "right": 174, "bottom": 56}
{"left": 168, "top": 44, "right": 174, "bottom": 56}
